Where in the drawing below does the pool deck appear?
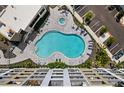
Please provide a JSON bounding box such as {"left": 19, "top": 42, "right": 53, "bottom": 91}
{"left": 0, "top": 6, "right": 93, "bottom": 66}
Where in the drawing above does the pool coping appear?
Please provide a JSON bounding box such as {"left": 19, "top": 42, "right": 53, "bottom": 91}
{"left": 34, "top": 30, "right": 87, "bottom": 59}
{"left": 32, "top": 27, "right": 92, "bottom": 65}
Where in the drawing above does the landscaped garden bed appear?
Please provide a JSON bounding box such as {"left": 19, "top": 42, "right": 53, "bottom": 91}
{"left": 95, "top": 48, "right": 111, "bottom": 67}
{"left": 99, "top": 25, "right": 108, "bottom": 36}
{"left": 95, "top": 25, "right": 108, "bottom": 37}
{"left": 83, "top": 11, "right": 95, "bottom": 25}
{"left": 105, "top": 36, "right": 116, "bottom": 48}
{"left": 115, "top": 61, "right": 124, "bottom": 69}
{"left": 9, "top": 59, "right": 40, "bottom": 68}
{"left": 8, "top": 59, "right": 93, "bottom": 69}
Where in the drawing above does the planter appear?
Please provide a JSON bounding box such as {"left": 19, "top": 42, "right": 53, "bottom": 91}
{"left": 99, "top": 26, "right": 108, "bottom": 36}
{"left": 83, "top": 10, "right": 95, "bottom": 24}
{"left": 106, "top": 37, "right": 116, "bottom": 47}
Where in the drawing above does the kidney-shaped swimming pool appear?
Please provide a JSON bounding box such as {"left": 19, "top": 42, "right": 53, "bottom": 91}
{"left": 35, "top": 30, "right": 86, "bottom": 58}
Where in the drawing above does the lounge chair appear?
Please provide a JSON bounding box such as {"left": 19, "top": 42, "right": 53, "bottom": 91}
{"left": 76, "top": 27, "right": 79, "bottom": 31}
{"left": 88, "top": 40, "right": 93, "bottom": 44}
{"left": 89, "top": 42, "right": 93, "bottom": 44}
{"left": 84, "top": 33, "right": 87, "bottom": 36}
{"left": 88, "top": 44, "right": 93, "bottom": 48}
{"left": 80, "top": 30, "right": 85, "bottom": 35}
{"left": 88, "top": 40, "right": 93, "bottom": 43}
{"left": 88, "top": 47, "right": 93, "bottom": 50}
{"left": 87, "top": 53, "right": 91, "bottom": 56}
{"left": 81, "top": 29, "right": 85, "bottom": 33}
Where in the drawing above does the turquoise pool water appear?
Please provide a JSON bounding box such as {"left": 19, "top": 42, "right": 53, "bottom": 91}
{"left": 58, "top": 18, "right": 65, "bottom": 25}
{"left": 35, "top": 31, "right": 86, "bottom": 58}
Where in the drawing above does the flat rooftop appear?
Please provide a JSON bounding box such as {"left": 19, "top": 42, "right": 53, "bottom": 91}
{"left": 0, "top": 5, "right": 42, "bottom": 39}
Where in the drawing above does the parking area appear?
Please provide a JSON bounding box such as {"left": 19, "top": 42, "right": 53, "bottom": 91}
{"left": 74, "top": 6, "right": 104, "bottom": 35}
{"left": 73, "top": 5, "right": 124, "bottom": 60}
{"left": 74, "top": 5, "right": 89, "bottom": 17}
{"left": 89, "top": 19, "right": 103, "bottom": 33}
{"left": 105, "top": 5, "right": 119, "bottom": 18}
{"left": 110, "top": 9, "right": 119, "bottom": 17}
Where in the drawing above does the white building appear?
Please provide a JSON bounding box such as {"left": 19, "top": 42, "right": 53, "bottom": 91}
{"left": 0, "top": 5, "right": 49, "bottom": 41}
{"left": 0, "top": 68, "right": 124, "bottom": 86}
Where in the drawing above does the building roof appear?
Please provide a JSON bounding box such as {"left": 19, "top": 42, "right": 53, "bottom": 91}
{"left": 0, "top": 5, "right": 42, "bottom": 39}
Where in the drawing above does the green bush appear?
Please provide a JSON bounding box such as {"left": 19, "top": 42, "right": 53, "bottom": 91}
{"left": 106, "top": 37, "right": 116, "bottom": 47}
{"left": 0, "top": 34, "right": 6, "bottom": 41}
{"left": 96, "top": 48, "right": 110, "bottom": 67}
{"left": 77, "top": 60, "right": 92, "bottom": 68}
{"left": 10, "top": 59, "right": 40, "bottom": 68}
{"left": 47, "top": 62, "right": 68, "bottom": 69}
{"left": 100, "top": 26, "right": 107, "bottom": 36}
{"left": 115, "top": 61, "right": 124, "bottom": 69}
{"left": 9, "top": 59, "right": 94, "bottom": 69}
{"left": 84, "top": 11, "right": 94, "bottom": 23}
{"left": 85, "top": 12, "right": 93, "bottom": 19}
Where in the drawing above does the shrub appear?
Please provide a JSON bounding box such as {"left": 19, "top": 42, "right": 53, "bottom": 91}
{"left": 115, "top": 61, "right": 124, "bottom": 69}
{"left": 47, "top": 62, "right": 68, "bottom": 69}
{"left": 77, "top": 60, "right": 92, "bottom": 68}
{"left": 84, "top": 11, "right": 94, "bottom": 24}
{"left": 9, "top": 59, "right": 40, "bottom": 68}
{"left": 106, "top": 37, "right": 116, "bottom": 47}
{"left": 100, "top": 26, "right": 107, "bottom": 36}
{"left": 96, "top": 48, "right": 110, "bottom": 67}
